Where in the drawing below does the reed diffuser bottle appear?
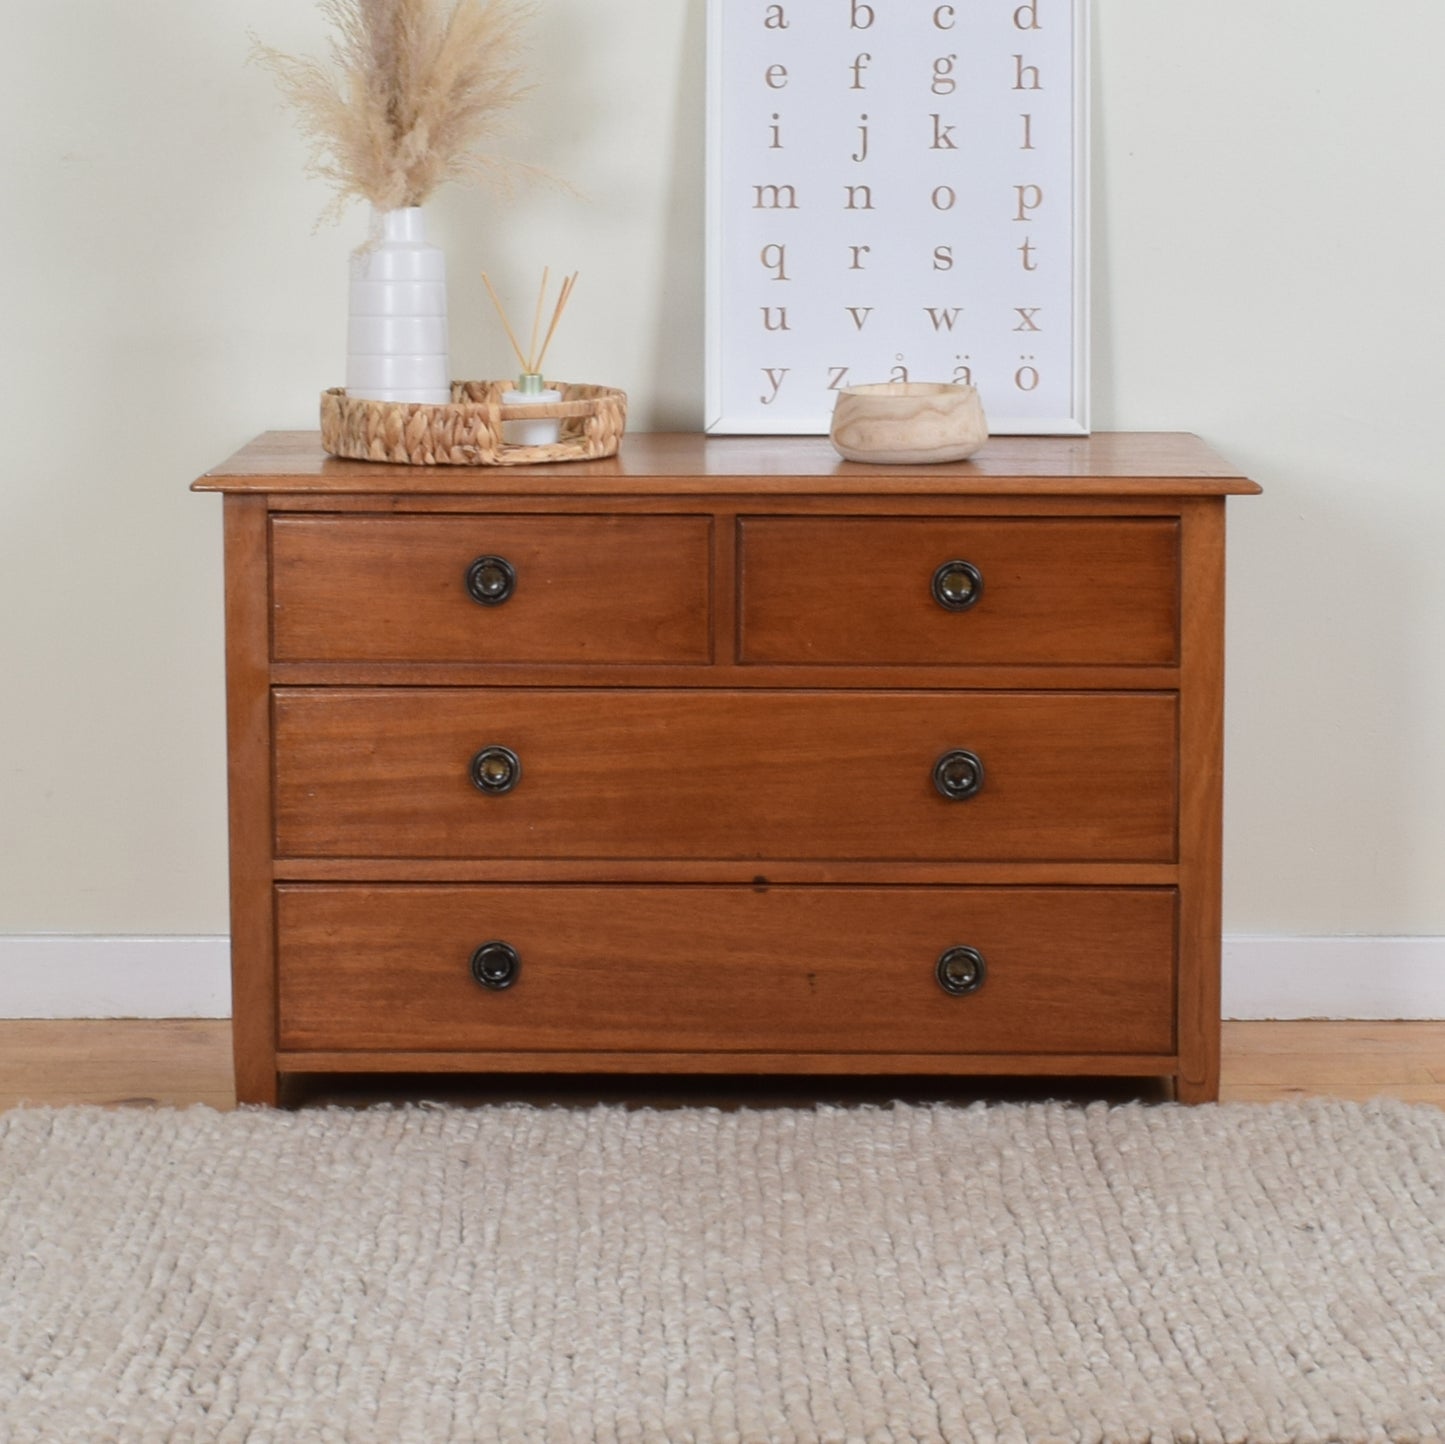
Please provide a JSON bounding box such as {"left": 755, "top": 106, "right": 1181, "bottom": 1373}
{"left": 484, "top": 268, "right": 578, "bottom": 446}
{"left": 500, "top": 373, "right": 563, "bottom": 444}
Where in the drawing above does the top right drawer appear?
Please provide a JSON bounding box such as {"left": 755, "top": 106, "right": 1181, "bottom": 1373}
{"left": 738, "top": 517, "right": 1180, "bottom": 667}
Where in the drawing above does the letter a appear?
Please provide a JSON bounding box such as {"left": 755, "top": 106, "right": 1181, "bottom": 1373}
{"left": 764, "top": 4, "right": 789, "bottom": 28}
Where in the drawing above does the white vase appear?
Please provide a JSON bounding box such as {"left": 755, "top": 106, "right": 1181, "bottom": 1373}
{"left": 346, "top": 207, "right": 450, "bottom": 404}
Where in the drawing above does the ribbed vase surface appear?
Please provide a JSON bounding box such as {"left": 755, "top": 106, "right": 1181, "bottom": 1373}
{"left": 346, "top": 207, "right": 450, "bottom": 404}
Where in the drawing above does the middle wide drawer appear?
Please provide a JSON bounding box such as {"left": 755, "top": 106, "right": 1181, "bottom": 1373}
{"left": 273, "top": 688, "right": 1177, "bottom": 861}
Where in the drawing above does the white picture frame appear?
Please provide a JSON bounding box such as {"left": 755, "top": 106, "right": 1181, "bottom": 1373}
{"left": 705, "top": 0, "right": 1089, "bottom": 436}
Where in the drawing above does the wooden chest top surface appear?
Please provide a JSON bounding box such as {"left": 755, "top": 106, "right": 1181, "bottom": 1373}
{"left": 194, "top": 431, "right": 1261, "bottom": 496}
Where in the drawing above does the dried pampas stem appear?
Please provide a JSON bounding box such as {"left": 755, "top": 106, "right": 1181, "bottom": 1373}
{"left": 253, "top": 0, "right": 538, "bottom": 218}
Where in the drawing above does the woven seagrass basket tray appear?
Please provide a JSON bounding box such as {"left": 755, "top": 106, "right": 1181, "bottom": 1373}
{"left": 320, "top": 381, "right": 627, "bottom": 466}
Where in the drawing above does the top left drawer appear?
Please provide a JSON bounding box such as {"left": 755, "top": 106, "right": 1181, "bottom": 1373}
{"left": 271, "top": 515, "right": 713, "bottom": 664}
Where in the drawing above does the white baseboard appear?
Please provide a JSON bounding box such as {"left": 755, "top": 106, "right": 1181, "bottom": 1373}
{"left": 1, "top": 934, "right": 1442, "bottom": 1021}
{"left": 0, "top": 936, "right": 231, "bottom": 1019}
{"left": 1221, "top": 936, "right": 1445, "bottom": 1020}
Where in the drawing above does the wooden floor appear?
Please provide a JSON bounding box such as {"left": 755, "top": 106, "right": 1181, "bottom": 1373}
{"left": 0, "top": 1020, "right": 1441, "bottom": 1110}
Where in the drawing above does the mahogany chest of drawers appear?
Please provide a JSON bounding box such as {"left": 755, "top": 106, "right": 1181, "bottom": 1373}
{"left": 195, "top": 432, "right": 1258, "bottom": 1105}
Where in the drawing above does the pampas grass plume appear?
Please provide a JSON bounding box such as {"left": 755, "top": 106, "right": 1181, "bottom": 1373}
{"left": 255, "top": 0, "right": 537, "bottom": 217}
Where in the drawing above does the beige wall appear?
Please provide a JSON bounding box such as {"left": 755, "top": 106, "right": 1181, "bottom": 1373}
{"left": 0, "top": 1, "right": 1441, "bottom": 942}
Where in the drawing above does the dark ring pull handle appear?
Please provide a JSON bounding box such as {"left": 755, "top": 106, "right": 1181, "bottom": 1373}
{"left": 933, "top": 749, "right": 985, "bottom": 801}
{"left": 470, "top": 745, "right": 522, "bottom": 795}
{"left": 936, "top": 946, "right": 987, "bottom": 997}
{"left": 931, "top": 559, "right": 983, "bottom": 612}
{"left": 471, "top": 940, "right": 520, "bottom": 990}
{"left": 465, "top": 555, "right": 516, "bottom": 606}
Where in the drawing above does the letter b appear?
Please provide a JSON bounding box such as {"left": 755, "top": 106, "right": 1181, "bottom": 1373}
{"left": 851, "top": 0, "right": 875, "bottom": 28}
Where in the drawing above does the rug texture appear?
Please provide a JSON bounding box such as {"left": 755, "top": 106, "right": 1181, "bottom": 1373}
{"left": 0, "top": 1099, "right": 1441, "bottom": 1444}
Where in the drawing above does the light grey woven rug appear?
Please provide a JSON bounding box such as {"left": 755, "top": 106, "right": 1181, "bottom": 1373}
{"left": 1, "top": 1100, "right": 1441, "bottom": 1443}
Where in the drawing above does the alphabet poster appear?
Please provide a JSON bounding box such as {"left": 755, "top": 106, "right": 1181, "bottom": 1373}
{"left": 706, "top": 0, "right": 1088, "bottom": 435}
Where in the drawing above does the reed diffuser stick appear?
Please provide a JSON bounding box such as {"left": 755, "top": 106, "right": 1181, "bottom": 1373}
{"left": 527, "top": 266, "right": 550, "bottom": 376}
{"left": 481, "top": 272, "right": 529, "bottom": 373}
{"left": 484, "top": 268, "right": 580, "bottom": 376}
{"left": 534, "top": 272, "right": 579, "bottom": 375}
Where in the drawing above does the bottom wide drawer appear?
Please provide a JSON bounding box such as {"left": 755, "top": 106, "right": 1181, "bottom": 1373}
{"left": 276, "top": 885, "right": 1176, "bottom": 1056}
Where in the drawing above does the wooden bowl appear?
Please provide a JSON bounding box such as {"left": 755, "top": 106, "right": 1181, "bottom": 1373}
{"left": 829, "top": 381, "right": 988, "bottom": 464}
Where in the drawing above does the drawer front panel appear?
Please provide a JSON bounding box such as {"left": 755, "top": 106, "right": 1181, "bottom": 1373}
{"left": 273, "top": 688, "right": 1177, "bottom": 861}
{"left": 277, "top": 885, "right": 1177, "bottom": 1055}
{"left": 739, "top": 517, "right": 1179, "bottom": 665}
{"left": 271, "top": 515, "right": 712, "bottom": 664}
